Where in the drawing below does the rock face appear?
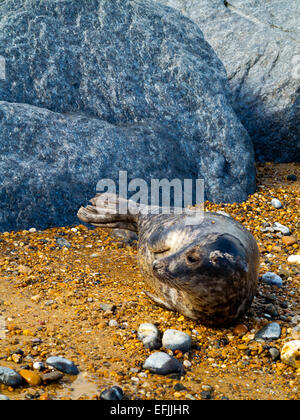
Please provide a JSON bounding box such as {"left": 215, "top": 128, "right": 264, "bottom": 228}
{"left": 0, "top": 0, "right": 255, "bottom": 231}
{"left": 157, "top": 0, "right": 300, "bottom": 162}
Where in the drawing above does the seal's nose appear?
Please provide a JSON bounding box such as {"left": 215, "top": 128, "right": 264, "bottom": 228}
{"left": 153, "top": 259, "right": 162, "bottom": 271}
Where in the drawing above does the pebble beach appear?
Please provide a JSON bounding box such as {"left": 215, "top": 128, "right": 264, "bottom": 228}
{"left": 0, "top": 163, "right": 299, "bottom": 400}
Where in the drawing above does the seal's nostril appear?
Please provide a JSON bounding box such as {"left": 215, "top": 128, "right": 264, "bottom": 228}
{"left": 153, "top": 259, "right": 164, "bottom": 271}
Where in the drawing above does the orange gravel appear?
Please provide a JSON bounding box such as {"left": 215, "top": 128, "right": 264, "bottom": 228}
{"left": 0, "top": 163, "right": 299, "bottom": 400}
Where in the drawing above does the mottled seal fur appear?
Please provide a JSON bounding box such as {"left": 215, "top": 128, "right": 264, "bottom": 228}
{"left": 78, "top": 194, "right": 259, "bottom": 326}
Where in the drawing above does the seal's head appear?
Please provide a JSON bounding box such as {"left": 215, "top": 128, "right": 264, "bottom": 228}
{"left": 152, "top": 232, "right": 248, "bottom": 285}
{"left": 151, "top": 232, "right": 253, "bottom": 324}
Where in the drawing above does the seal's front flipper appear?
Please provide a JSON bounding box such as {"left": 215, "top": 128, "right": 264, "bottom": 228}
{"left": 77, "top": 193, "right": 139, "bottom": 232}
{"left": 143, "top": 290, "right": 173, "bottom": 311}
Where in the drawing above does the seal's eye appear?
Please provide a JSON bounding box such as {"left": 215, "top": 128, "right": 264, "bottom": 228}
{"left": 152, "top": 248, "right": 170, "bottom": 257}
{"left": 186, "top": 254, "right": 199, "bottom": 264}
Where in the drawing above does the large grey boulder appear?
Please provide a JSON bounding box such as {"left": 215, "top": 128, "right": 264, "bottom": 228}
{"left": 0, "top": 0, "right": 255, "bottom": 231}
{"left": 157, "top": 0, "right": 300, "bottom": 162}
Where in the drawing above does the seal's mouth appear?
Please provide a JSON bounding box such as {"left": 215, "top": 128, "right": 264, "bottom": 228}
{"left": 152, "top": 259, "right": 175, "bottom": 284}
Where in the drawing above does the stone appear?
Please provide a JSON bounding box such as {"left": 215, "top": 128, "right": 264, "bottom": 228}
{"left": 33, "top": 362, "right": 45, "bottom": 371}
{"left": 46, "top": 356, "right": 79, "bottom": 375}
{"left": 261, "top": 272, "right": 283, "bottom": 288}
{"left": 268, "top": 347, "right": 280, "bottom": 361}
{"left": 19, "top": 369, "right": 41, "bottom": 386}
{"left": 271, "top": 199, "right": 282, "bottom": 209}
{"left": 142, "top": 334, "right": 162, "bottom": 351}
{"left": 281, "top": 340, "right": 300, "bottom": 369}
{"left": 0, "top": 0, "right": 256, "bottom": 232}
{"left": 55, "top": 238, "right": 71, "bottom": 249}
{"left": 273, "top": 223, "right": 290, "bottom": 236}
{"left": 156, "top": 0, "right": 300, "bottom": 163}
{"left": 0, "top": 394, "right": 10, "bottom": 400}
{"left": 264, "top": 304, "right": 278, "bottom": 318}
{"left": 233, "top": 324, "right": 248, "bottom": 336}
{"left": 41, "top": 370, "right": 64, "bottom": 384}
{"left": 138, "top": 323, "right": 161, "bottom": 350}
{"left": 143, "top": 352, "right": 184, "bottom": 375}
{"left": 287, "top": 255, "right": 300, "bottom": 265}
{"left": 100, "top": 386, "right": 124, "bottom": 401}
{"left": 287, "top": 175, "right": 297, "bottom": 182}
{"left": 0, "top": 366, "right": 23, "bottom": 387}
{"left": 162, "top": 329, "right": 192, "bottom": 353}
{"left": 282, "top": 236, "right": 298, "bottom": 247}
{"left": 254, "top": 322, "right": 281, "bottom": 341}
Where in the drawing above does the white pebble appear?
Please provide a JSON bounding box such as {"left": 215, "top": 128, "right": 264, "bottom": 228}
{"left": 287, "top": 255, "right": 300, "bottom": 265}
{"left": 162, "top": 329, "right": 192, "bottom": 353}
{"left": 183, "top": 360, "right": 192, "bottom": 368}
{"left": 29, "top": 228, "right": 37, "bottom": 233}
{"left": 33, "top": 361, "right": 45, "bottom": 371}
{"left": 273, "top": 222, "right": 290, "bottom": 235}
{"left": 108, "top": 319, "right": 119, "bottom": 327}
{"left": 281, "top": 340, "right": 300, "bottom": 368}
{"left": 271, "top": 198, "right": 282, "bottom": 209}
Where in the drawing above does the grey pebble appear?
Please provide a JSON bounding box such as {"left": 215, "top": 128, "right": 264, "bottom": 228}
{"left": 255, "top": 322, "right": 281, "bottom": 341}
{"left": 56, "top": 237, "right": 71, "bottom": 248}
{"left": 268, "top": 348, "right": 280, "bottom": 361}
{"left": 99, "top": 303, "right": 116, "bottom": 312}
{"left": 46, "top": 356, "right": 79, "bottom": 375}
{"left": 138, "top": 323, "right": 161, "bottom": 350}
{"left": 162, "top": 329, "right": 192, "bottom": 353}
{"left": 143, "top": 352, "right": 184, "bottom": 375}
{"left": 261, "top": 272, "right": 283, "bottom": 288}
{"left": 0, "top": 394, "right": 10, "bottom": 400}
{"left": 0, "top": 366, "right": 23, "bottom": 387}
{"left": 264, "top": 303, "right": 278, "bottom": 318}
{"left": 41, "top": 370, "right": 64, "bottom": 383}
{"left": 100, "top": 386, "right": 124, "bottom": 401}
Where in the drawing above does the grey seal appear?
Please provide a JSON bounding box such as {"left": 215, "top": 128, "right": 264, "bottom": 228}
{"left": 78, "top": 194, "right": 259, "bottom": 326}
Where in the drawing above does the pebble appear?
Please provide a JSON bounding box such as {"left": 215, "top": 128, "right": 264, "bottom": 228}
{"left": 281, "top": 340, "right": 300, "bottom": 369}
{"left": 183, "top": 360, "right": 192, "bottom": 368}
{"left": 254, "top": 322, "right": 281, "bottom": 341}
{"left": 29, "top": 228, "right": 37, "bottom": 233}
{"left": 99, "top": 303, "right": 116, "bottom": 312}
{"left": 108, "top": 319, "right": 119, "bottom": 327}
{"left": 0, "top": 366, "right": 23, "bottom": 387}
{"left": 0, "top": 394, "right": 10, "bottom": 400}
{"left": 11, "top": 353, "right": 22, "bottom": 363}
{"left": 137, "top": 323, "right": 161, "bottom": 350}
{"left": 46, "top": 356, "right": 79, "bottom": 375}
{"left": 264, "top": 303, "right": 278, "bottom": 318}
{"left": 33, "top": 361, "right": 45, "bottom": 371}
{"left": 287, "top": 174, "right": 297, "bottom": 181}
{"left": 282, "top": 236, "right": 298, "bottom": 246}
{"left": 55, "top": 237, "right": 71, "bottom": 249}
{"left": 143, "top": 352, "right": 184, "bottom": 375}
{"left": 40, "top": 370, "right": 63, "bottom": 384}
{"left": 19, "top": 369, "right": 41, "bottom": 386}
{"left": 100, "top": 386, "right": 124, "bottom": 401}
{"left": 268, "top": 347, "right": 280, "bottom": 361}
{"left": 287, "top": 255, "right": 300, "bottom": 265}
{"left": 271, "top": 198, "right": 282, "bottom": 209}
{"left": 233, "top": 324, "right": 248, "bottom": 336}
{"left": 291, "top": 315, "right": 300, "bottom": 326}
{"left": 162, "top": 329, "right": 192, "bottom": 353}
{"left": 273, "top": 222, "right": 290, "bottom": 236}
{"left": 261, "top": 272, "right": 283, "bottom": 288}
{"left": 201, "top": 390, "right": 212, "bottom": 399}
